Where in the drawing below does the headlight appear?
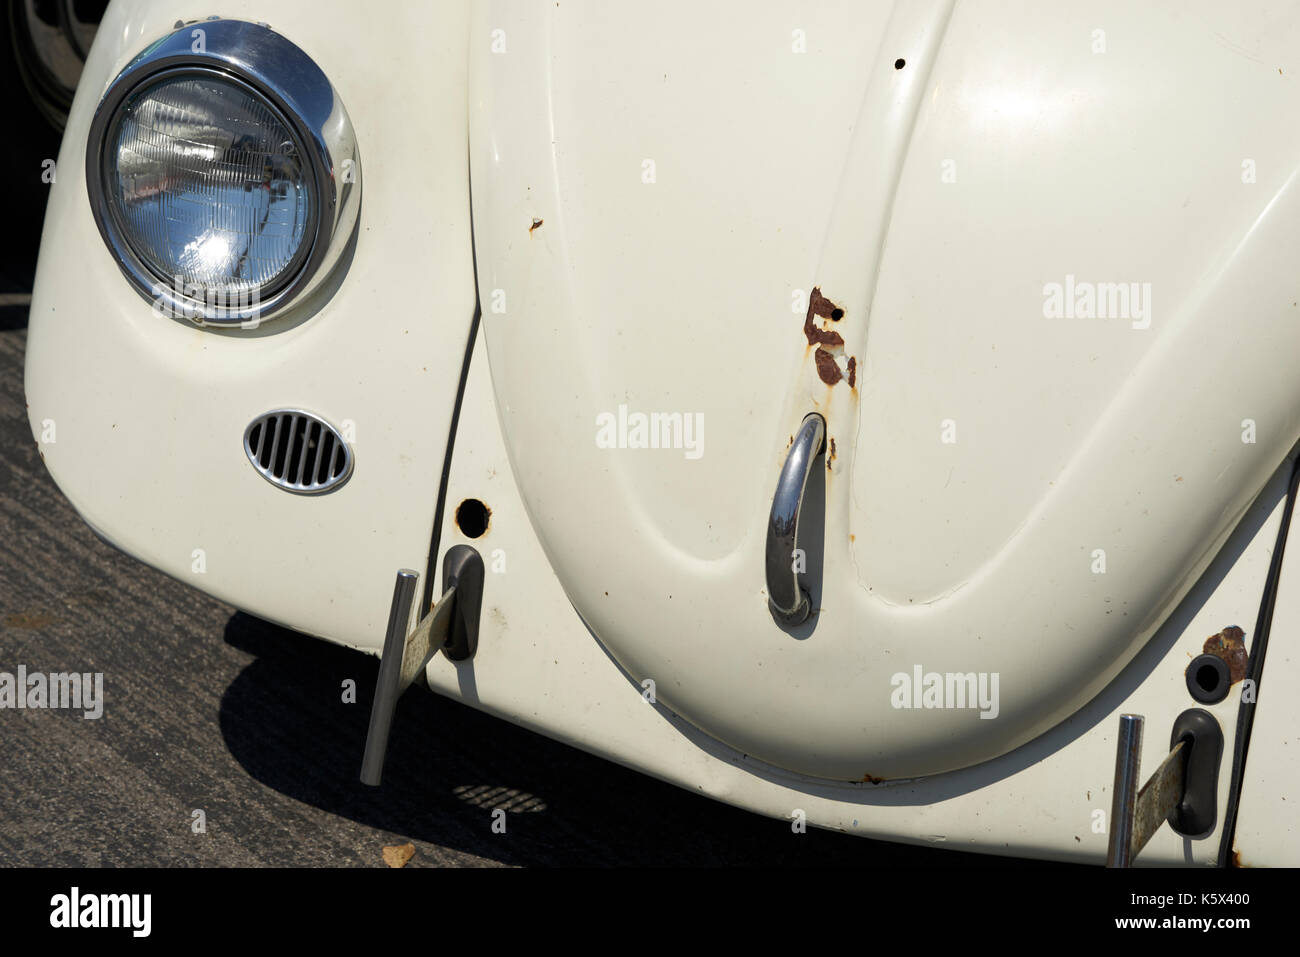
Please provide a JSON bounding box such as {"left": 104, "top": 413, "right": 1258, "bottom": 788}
{"left": 85, "top": 20, "right": 361, "bottom": 326}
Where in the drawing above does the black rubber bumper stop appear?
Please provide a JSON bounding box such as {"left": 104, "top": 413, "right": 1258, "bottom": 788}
{"left": 1168, "top": 708, "right": 1224, "bottom": 838}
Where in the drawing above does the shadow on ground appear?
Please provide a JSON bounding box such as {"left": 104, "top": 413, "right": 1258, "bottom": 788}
{"left": 218, "top": 612, "right": 1052, "bottom": 867}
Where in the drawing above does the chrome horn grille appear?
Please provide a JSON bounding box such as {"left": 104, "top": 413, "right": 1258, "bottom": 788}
{"left": 244, "top": 410, "right": 353, "bottom": 494}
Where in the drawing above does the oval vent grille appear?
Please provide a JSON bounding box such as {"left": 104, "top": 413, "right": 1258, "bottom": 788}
{"left": 244, "top": 410, "right": 353, "bottom": 494}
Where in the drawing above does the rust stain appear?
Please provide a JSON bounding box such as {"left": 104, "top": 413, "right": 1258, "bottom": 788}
{"left": 808, "top": 286, "right": 838, "bottom": 320}
{"left": 846, "top": 356, "right": 857, "bottom": 388}
{"left": 803, "top": 287, "right": 845, "bottom": 347}
{"left": 529, "top": 217, "right": 543, "bottom": 234}
{"left": 1202, "top": 625, "right": 1249, "bottom": 683}
{"left": 814, "top": 348, "right": 842, "bottom": 385}
{"left": 826, "top": 437, "right": 837, "bottom": 471}
{"left": 1232, "top": 849, "right": 1245, "bottom": 867}
{"left": 859, "top": 773, "right": 886, "bottom": 784}
{"left": 3, "top": 612, "right": 57, "bottom": 630}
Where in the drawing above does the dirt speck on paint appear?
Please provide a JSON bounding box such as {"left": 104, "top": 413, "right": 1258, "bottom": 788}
{"left": 1202, "top": 625, "right": 1249, "bottom": 683}
{"left": 814, "top": 348, "right": 842, "bottom": 385}
{"left": 804, "top": 287, "right": 845, "bottom": 347}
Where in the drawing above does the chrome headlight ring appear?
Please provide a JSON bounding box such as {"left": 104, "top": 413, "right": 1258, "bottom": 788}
{"left": 85, "top": 18, "right": 361, "bottom": 326}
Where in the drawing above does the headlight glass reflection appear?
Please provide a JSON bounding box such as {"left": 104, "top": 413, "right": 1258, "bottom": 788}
{"left": 105, "top": 73, "right": 313, "bottom": 301}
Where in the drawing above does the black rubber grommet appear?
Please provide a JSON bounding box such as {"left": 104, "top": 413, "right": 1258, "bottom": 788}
{"left": 1186, "top": 653, "right": 1231, "bottom": 704}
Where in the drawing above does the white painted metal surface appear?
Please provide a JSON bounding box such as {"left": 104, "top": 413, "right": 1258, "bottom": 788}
{"left": 23, "top": 0, "right": 1300, "bottom": 861}
{"left": 471, "top": 0, "right": 1300, "bottom": 780}
{"left": 25, "top": 0, "right": 475, "bottom": 649}
{"left": 429, "top": 325, "right": 1291, "bottom": 864}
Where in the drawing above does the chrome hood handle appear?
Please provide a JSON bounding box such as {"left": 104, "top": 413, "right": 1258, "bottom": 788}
{"left": 766, "top": 413, "right": 825, "bottom": 624}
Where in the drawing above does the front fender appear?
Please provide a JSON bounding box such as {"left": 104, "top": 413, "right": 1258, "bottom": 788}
{"left": 24, "top": 0, "right": 475, "bottom": 650}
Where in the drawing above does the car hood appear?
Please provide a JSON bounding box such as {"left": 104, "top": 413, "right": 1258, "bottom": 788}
{"left": 469, "top": 0, "right": 1300, "bottom": 779}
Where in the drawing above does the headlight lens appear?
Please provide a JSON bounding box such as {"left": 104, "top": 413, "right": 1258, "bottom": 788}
{"left": 106, "top": 73, "right": 314, "bottom": 302}
{"left": 86, "top": 19, "right": 362, "bottom": 326}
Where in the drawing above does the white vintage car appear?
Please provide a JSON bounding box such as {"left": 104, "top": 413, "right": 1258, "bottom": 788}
{"left": 23, "top": 0, "right": 1300, "bottom": 866}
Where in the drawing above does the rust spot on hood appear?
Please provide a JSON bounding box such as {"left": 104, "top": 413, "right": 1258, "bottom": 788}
{"left": 804, "top": 287, "right": 845, "bottom": 347}
{"left": 846, "top": 356, "right": 857, "bottom": 388}
{"left": 808, "top": 287, "right": 838, "bottom": 319}
{"left": 1202, "top": 625, "right": 1248, "bottom": 683}
{"left": 814, "top": 348, "right": 842, "bottom": 385}
{"left": 529, "top": 217, "right": 543, "bottom": 234}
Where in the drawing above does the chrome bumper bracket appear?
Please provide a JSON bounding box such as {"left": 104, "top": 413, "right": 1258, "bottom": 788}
{"left": 359, "top": 545, "right": 485, "bottom": 786}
